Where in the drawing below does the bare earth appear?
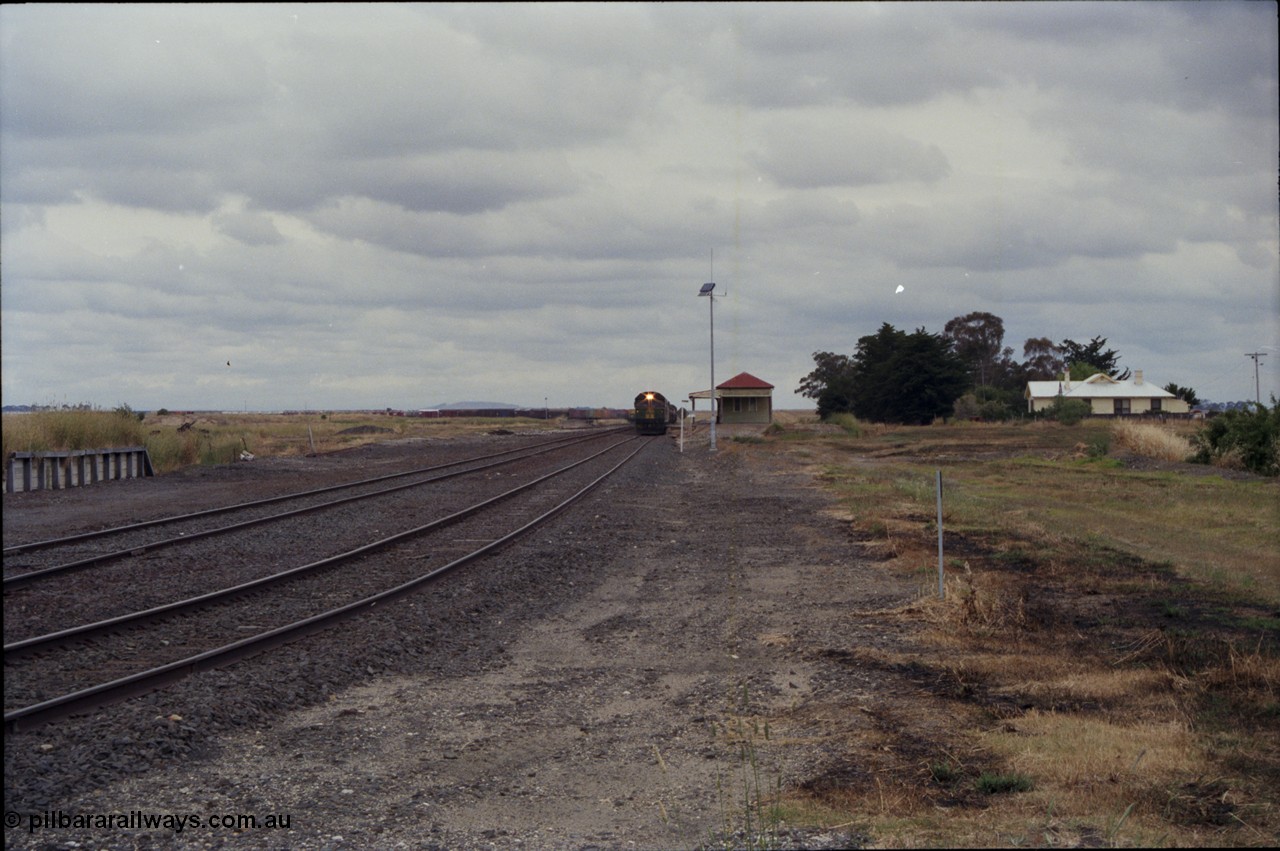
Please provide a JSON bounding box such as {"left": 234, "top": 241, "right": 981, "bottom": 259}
{"left": 4, "top": 429, "right": 925, "bottom": 850}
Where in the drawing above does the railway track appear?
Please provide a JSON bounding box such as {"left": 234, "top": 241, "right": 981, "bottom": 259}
{"left": 2, "top": 427, "right": 627, "bottom": 588}
{"left": 4, "top": 430, "right": 651, "bottom": 732}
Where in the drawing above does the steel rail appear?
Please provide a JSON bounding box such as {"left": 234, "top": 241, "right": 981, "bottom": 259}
{"left": 3, "top": 429, "right": 623, "bottom": 591}
{"left": 4, "top": 434, "right": 636, "bottom": 656}
{"left": 4, "top": 437, "right": 647, "bottom": 732}
{"left": 3, "top": 427, "right": 625, "bottom": 557}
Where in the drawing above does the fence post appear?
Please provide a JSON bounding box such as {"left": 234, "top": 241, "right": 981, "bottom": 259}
{"left": 936, "top": 470, "right": 945, "bottom": 599}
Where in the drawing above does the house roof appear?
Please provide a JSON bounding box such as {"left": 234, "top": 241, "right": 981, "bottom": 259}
{"left": 1026, "top": 372, "right": 1175, "bottom": 399}
{"left": 717, "top": 372, "right": 774, "bottom": 390}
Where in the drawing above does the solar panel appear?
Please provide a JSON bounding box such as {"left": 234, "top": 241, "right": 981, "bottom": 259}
{"left": 699, "top": 282, "right": 716, "bottom": 295}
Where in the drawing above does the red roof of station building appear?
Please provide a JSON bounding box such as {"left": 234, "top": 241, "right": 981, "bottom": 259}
{"left": 716, "top": 372, "right": 774, "bottom": 390}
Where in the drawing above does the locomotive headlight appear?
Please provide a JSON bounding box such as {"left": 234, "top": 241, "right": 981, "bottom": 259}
{"left": 645, "top": 393, "right": 655, "bottom": 400}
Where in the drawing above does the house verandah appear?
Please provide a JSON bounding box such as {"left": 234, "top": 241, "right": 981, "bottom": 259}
{"left": 1025, "top": 370, "right": 1191, "bottom": 416}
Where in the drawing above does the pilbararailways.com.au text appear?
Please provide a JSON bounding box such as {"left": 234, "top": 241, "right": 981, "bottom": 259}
{"left": 6, "top": 809, "right": 292, "bottom": 834}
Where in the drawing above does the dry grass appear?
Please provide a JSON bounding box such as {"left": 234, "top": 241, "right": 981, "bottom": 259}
{"left": 751, "top": 418, "right": 1280, "bottom": 847}
{"left": 1112, "top": 419, "right": 1195, "bottom": 461}
{"left": 2, "top": 409, "right": 147, "bottom": 455}
{"left": 5, "top": 410, "right": 576, "bottom": 475}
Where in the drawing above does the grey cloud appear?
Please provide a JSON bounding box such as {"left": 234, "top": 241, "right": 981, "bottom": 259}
{"left": 344, "top": 150, "right": 579, "bottom": 215}
{"left": 212, "top": 210, "right": 285, "bottom": 246}
{"left": 1, "top": 5, "right": 633, "bottom": 218}
{"left": 709, "top": 4, "right": 1000, "bottom": 108}
{"left": 753, "top": 121, "right": 949, "bottom": 188}
{"left": 1, "top": 3, "right": 1275, "bottom": 410}
{"left": 750, "top": 193, "right": 860, "bottom": 231}
{"left": 272, "top": 11, "right": 648, "bottom": 159}
{"left": 862, "top": 191, "right": 1177, "bottom": 273}
{"left": 0, "top": 6, "right": 269, "bottom": 140}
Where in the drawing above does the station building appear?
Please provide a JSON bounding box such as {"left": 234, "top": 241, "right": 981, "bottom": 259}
{"left": 689, "top": 372, "right": 775, "bottom": 425}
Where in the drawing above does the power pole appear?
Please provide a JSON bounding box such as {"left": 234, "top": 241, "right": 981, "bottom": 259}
{"left": 1245, "top": 351, "right": 1267, "bottom": 405}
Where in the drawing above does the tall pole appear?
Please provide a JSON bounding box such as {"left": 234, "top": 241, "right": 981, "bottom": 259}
{"left": 1245, "top": 352, "right": 1266, "bottom": 405}
{"left": 709, "top": 288, "right": 717, "bottom": 452}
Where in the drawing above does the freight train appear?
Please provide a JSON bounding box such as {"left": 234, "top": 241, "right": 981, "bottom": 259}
{"left": 634, "top": 391, "right": 677, "bottom": 435}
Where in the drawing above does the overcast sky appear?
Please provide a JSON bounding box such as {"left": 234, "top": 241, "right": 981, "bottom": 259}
{"left": 2, "top": 2, "right": 1277, "bottom": 412}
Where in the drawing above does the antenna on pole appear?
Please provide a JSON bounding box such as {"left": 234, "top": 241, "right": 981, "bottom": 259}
{"left": 1245, "top": 351, "right": 1267, "bottom": 405}
{"left": 698, "top": 249, "right": 727, "bottom": 453}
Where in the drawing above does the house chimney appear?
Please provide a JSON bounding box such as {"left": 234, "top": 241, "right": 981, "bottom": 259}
{"left": 1134, "top": 370, "right": 1143, "bottom": 385}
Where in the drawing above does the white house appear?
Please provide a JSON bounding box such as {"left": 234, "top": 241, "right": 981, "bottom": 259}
{"left": 1025, "top": 370, "right": 1191, "bottom": 416}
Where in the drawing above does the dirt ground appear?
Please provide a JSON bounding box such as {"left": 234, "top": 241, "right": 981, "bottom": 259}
{"left": 4, "top": 426, "right": 940, "bottom": 850}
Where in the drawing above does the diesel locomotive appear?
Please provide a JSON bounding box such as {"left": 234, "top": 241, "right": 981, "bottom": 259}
{"left": 634, "top": 390, "right": 677, "bottom": 435}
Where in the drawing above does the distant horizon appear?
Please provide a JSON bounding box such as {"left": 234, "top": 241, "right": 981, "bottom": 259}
{"left": 2, "top": 397, "right": 1268, "bottom": 417}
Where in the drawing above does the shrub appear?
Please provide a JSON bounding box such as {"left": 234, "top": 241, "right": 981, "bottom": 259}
{"left": 976, "top": 771, "right": 1034, "bottom": 794}
{"left": 145, "top": 430, "right": 203, "bottom": 473}
{"left": 1190, "top": 400, "right": 1279, "bottom": 476}
{"left": 114, "top": 403, "right": 145, "bottom": 422}
{"left": 1044, "top": 397, "right": 1092, "bottom": 426}
{"left": 974, "top": 385, "right": 1023, "bottom": 421}
{"left": 930, "top": 761, "right": 963, "bottom": 784}
{"left": 824, "top": 412, "right": 862, "bottom": 435}
{"left": 953, "top": 393, "right": 981, "bottom": 420}
{"left": 978, "top": 399, "right": 1013, "bottom": 422}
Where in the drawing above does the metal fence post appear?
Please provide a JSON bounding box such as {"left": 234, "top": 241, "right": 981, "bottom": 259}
{"left": 936, "top": 470, "right": 945, "bottom": 599}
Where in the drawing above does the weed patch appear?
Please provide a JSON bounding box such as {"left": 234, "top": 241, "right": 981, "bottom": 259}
{"left": 976, "top": 771, "right": 1033, "bottom": 794}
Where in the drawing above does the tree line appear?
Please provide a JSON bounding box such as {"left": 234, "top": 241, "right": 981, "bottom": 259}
{"left": 796, "top": 311, "right": 1199, "bottom": 424}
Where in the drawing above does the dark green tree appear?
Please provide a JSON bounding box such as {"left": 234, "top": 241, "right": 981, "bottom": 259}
{"left": 1068, "top": 361, "right": 1105, "bottom": 381}
{"left": 1022, "top": 337, "right": 1064, "bottom": 380}
{"left": 1163, "top": 383, "right": 1200, "bottom": 407}
{"left": 943, "top": 311, "right": 1006, "bottom": 388}
{"left": 796, "top": 351, "right": 857, "bottom": 419}
{"left": 848, "top": 323, "right": 971, "bottom": 425}
{"left": 1060, "top": 336, "right": 1129, "bottom": 380}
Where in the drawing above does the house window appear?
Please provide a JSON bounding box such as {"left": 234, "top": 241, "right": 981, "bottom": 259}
{"left": 1151, "top": 398, "right": 1162, "bottom": 413}
{"left": 1114, "top": 399, "right": 1131, "bottom": 415}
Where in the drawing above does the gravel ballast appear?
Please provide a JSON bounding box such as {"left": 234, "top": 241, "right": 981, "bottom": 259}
{"left": 4, "top": 430, "right": 919, "bottom": 850}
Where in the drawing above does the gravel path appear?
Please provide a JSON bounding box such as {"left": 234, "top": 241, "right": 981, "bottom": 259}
{"left": 4, "top": 430, "right": 920, "bottom": 850}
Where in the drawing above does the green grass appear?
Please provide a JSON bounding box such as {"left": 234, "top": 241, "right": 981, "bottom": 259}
{"left": 976, "top": 771, "right": 1034, "bottom": 795}
{"left": 824, "top": 412, "right": 864, "bottom": 435}
{"left": 930, "top": 761, "right": 963, "bottom": 784}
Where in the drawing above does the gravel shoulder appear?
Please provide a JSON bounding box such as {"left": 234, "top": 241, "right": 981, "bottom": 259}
{"left": 4, "top": 431, "right": 921, "bottom": 850}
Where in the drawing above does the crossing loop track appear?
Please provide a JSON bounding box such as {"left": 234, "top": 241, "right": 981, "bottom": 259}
{"left": 2, "top": 428, "right": 627, "bottom": 590}
{"left": 4, "top": 431, "right": 651, "bottom": 733}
